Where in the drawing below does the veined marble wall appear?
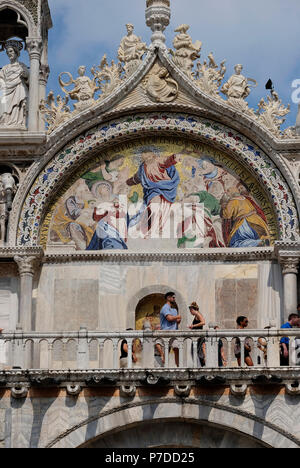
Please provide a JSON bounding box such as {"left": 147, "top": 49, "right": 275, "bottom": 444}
{"left": 34, "top": 261, "right": 283, "bottom": 332}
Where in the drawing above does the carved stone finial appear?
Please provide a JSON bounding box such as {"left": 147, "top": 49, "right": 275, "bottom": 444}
{"left": 146, "top": 0, "right": 171, "bottom": 45}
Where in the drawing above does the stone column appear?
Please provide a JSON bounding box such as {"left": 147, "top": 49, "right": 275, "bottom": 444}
{"left": 26, "top": 38, "right": 43, "bottom": 132}
{"left": 280, "top": 257, "right": 299, "bottom": 319}
{"left": 39, "top": 64, "right": 50, "bottom": 131}
{"left": 14, "top": 256, "right": 37, "bottom": 331}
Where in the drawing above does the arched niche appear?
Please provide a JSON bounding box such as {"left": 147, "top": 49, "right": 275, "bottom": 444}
{"left": 11, "top": 113, "right": 300, "bottom": 247}
{"left": 0, "top": 1, "right": 36, "bottom": 42}
{"left": 135, "top": 293, "right": 165, "bottom": 330}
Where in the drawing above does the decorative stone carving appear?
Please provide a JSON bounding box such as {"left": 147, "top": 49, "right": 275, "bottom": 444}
{"left": 118, "top": 24, "right": 147, "bottom": 77}
{"left": 195, "top": 53, "right": 226, "bottom": 97}
{"left": 230, "top": 384, "right": 248, "bottom": 397}
{"left": 41, "top": 58, "right": 123, "bottom": 133}
{"left": 11, "top": 385, "right": 29, "bottom": 399}
{"left": 91, "top": 55, "right": 123, "bottom": 101}
{"left": 39, "top": 64, "right": 50, "bottom": 87}
{"left": 0, "top": 40, "right": 29, "bottom": 129}
{"left": 66, "top": 384, "right": 81, "bottom": 396}
{"left": 256, "top": 90, "right": 291, "bottom": 138}
{"left": 174, "top": 384, "right": 191, "bottom": 397}
{"left": 142, "top": 64, "right": 178, "bottom": 103}
{"left": 0, "top": 173, "right": 17, "bottom": 247}
{"left": 170, "top": 25, "right": 202, "bottom": 78}
{"left": 280, "top": 257, "right": 299, "bottom": 275}
{"left": 146, "top": 0, "right": 171, "bottom": 45}
{"left": 221, "top": 64, "right": 256, "bottom": 115}
{"left": 40, "top": 92, "right": 71, "bottom": 133}
{"left": 14, "top": 255, "right": 38, "bottom": 276}
{"left": 286, "top": 382, "right": 300, "bottom": 396}
{"left": 59, "top": 66, "right": 99, "bottom": 113}
{"left": 120, "top": 385, "right": 137, "bottom": 398}
{"left": 26, "top": 37, "right": 43, "bottom": 60}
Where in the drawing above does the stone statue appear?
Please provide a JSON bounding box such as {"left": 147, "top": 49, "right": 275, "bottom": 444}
{"left": 143, "top": 65, "right": 178, "bottom": 103}
{"left": 0, "top": 40, "right": 29, "bottom": 129}
{"left": 118, "top": 24, "right": 147, "bottom": 77}
{"left": 59, "top": 66, "right": 99, "bottom": 112}
{"left": 171, "top": 24, "right": 202, "bottom": 78}
{"left": 221, "top": 64, "right": 257, "bottom": 113}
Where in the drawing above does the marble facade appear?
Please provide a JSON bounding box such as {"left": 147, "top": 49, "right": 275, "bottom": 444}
{"left": 0, "top": 0, "right": 299, "bottom": 449}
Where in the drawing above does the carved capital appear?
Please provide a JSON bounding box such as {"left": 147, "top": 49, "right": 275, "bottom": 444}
{"left": 39, "top": 64, "right": 50, "bottom": 85}
{"left": 280, "top": 257, "right": 299, "bottom": 275}
{"left": 14, "top": 255, "right": 38, "bottom": 276}
{"left": 26, "top": 38, "right": 43, "bottom": 60}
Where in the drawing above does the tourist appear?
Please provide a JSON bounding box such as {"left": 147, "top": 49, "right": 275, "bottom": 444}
{"left": 154, "top": 324, "right": 165, "bottom": 366}
{"left": 280, "top": 314, "right": 300, "bottom": 366}
{"left": 214, "top": 326, "right": 227, "bottom": 367}
{"left": 120, "top": 329, "right": 138, "bottom": 369}
{"left": 160, "top": 292, "right": 182, "bottom": 367}
{"left": 189, "top": 302, "right": 206, "bottom": 366}
{"left": 234, "top": 316, "right": 253, "bottom": 367}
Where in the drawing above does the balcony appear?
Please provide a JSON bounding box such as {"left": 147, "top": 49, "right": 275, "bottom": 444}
{"left": 0, "top": 327, "right": 299, "bottom": 399}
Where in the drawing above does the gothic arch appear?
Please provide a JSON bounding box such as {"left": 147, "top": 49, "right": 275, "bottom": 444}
{"left": 45, "top": 400, "right": 299, "bottom": 449}
{"left": 9, "top": 112, "right": 300, "bottom": 246}
{"left": 0, "top": 1, "right": 37, "bottom": 38}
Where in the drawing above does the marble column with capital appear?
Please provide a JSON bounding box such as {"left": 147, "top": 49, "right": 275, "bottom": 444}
{"left": 26, "top": 38, "right": 43, "bottom": 132}
{"left": 280, "top": 257, "right": 299, "bottom": 320}
{"left": 14, "top": 255, "right": 37, "bottom": 331}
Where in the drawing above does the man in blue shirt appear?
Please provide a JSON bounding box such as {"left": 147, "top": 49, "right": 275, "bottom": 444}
{"left": 280, "top": 313, "right": 299, "bottom": 366}
{"left": 160, "top": 292, "right": 182, "bottom": 367}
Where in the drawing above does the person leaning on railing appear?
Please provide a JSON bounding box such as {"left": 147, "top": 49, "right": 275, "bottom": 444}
{"left": 188, "top": 302, "right": 206, "bottom": 367}
{"left": 280, "top": 314, "right": 300, "bottom": 366}
{"left": 234, "top": 316, "right": 254, "bottom": 367}
{"left": 120, "top": 328, "right": 138, "bottom": 369}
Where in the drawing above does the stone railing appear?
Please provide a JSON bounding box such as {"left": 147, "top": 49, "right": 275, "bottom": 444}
{"left": 0, "top": 327, "right": 299, "bottom": 371}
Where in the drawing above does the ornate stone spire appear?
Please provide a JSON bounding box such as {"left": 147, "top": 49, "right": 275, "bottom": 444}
{"left": 146, "top": 0, "right": 171, "bottom": 46}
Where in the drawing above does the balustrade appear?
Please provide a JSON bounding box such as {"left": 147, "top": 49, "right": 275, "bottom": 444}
{"left": 0, "top": 329, "right": 299, "bottom": 371}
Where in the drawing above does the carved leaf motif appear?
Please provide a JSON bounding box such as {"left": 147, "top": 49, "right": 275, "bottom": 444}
{"left": 256, "top": 93, "right": 290, "bottom": 138}
{"left": 39, "top": 92, "right": 71, "bottom": 134}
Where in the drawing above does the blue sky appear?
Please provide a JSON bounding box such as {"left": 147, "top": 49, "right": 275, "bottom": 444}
{"left": 3, "top": 0, "right": 300, "bottom": 128}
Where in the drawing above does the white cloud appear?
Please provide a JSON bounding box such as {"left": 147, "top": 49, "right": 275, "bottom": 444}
{"left": 47, "top": 0, "right": 300, "bottom": 126}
